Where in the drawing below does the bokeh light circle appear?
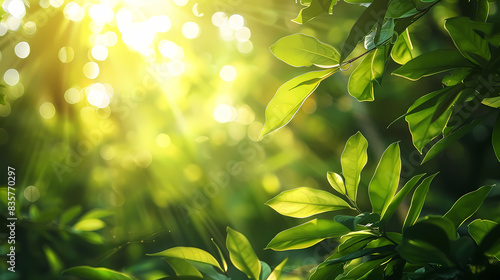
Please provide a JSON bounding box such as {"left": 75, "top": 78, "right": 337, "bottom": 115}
{"left": 219, "top": 65, "right": 237, "bottom": 82}
{"left": 39, "top": 102, "right": 56, "bottom": 119}
{"left": 14, "top": 41, "right": 30, "bottom": 58}
{"left": 83, "top": 62, "right": 100, "bottom": 79}
{"left": 4, "top": 69, "right": 19, "bottom": 86}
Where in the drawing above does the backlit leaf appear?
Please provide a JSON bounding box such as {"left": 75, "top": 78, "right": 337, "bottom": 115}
{"left": 403, "top": 174, "right": 438, "bottom": 229}
{"left": 266, "top": 258, "right": 287, "bottom": 280}
{"left": 163, "top": 258, "right": 203, "bottom": 278}
{"left": 493, "top": 114, "right": 500, "bottom": 161}
{"left": 348, "top": 51, "right": 375, "bottom": 101}
{"left": 63, "top": 266, "right": 133, "bottom": 280}
{"left": 226, "top": 227, "right": 261, "bottom": 280}
{"left": 148, "top": 247, "right": 223, "bottom": 272}
{"left": 443, "top": 185, "right": 494, "bottom": 229}
{"left": 340, "top": 131, "right": 368, "bottom": 201}
{"left": 445, "top": 17, "right": 491, "bottom": 65}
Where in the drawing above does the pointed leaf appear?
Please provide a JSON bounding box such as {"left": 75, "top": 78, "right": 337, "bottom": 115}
{"left": 341, "top": 132, "right": 368, "bottom": 201}
{"left": 63, "top": 266, "right": 133, "bottom": 280}
{"left": 266, "top": 219, "right": 350, "bottom": 251}
{"left": 293, "top": 0, "right": 338, "bottom": 24}
{"left": 265, "top": 187, "right": 351, "bottom": 218}
{"left": 443, "top": 185, "right": 494, "bottom": 229}
{"left": 266, "top": 258, "right": 287, "bottom": 280}
{"left": 327, "top": 171, "right": 346, "bottom": 196}
{"left": 260, "top": 69, "right": 337, "bottom": 139}
{"left": 148, "top": 247, "right": 223, "bottom": 272}
{"left": 310, "top": 262, "right": 343, "bottom": 280}
{"left": 445, "top": 17, "right": 491, "bottom": 65}
{"left": 392, "top": 49, "right": 474, "bottom": 81}
{"left": 493, "top": 114, "right": 500, "bottom": 161}
{"left": 163, "top": 258, "right": 203, "bottom": 278}
{"left": 348, "top": 51, "right": 376, "bottom": 101}
{"left": 338, "top": 232, "right": 378, "bottom": 254}
{"left": 403, "top": 173, "right": 438, "bottom": 230}
{"left": 368, "top": 142, "right": 401, "bottom": 216}
{"left": 482, "top": 96, "right": 500, "bottom": 108}
{"left": 270, "top": 33, "right": 340, "bottom": 67}
{"left": 226, "top": 227, "right": 261, "bottom": 280}
{"left": 259, "top": 262, "right": 272, "bottom": 280}
{"left": 211, "top": 239, "right": 228, "bottom": 272}
{"left": 73, "top": 219, "right": 105, "bottom": 231}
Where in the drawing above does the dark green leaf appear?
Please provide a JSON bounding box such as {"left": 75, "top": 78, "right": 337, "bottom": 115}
{"left": 477, "top": 223, "right": 500, "bottom": 257}
{"left": 443, "top": 185, "right": 494, "bottom": 229}
{"left": 334, "top": 212, "right": 380, "bottom": 230}
{"left": 163, "top": 258, "right": 203, "bottom": 278}
{"left": 340, "top": 131, "right": 368, "bottom": 201}
{"left": 450, "top": 237, "right": 476, "bottom": 267}
{"left": 266, "top": 219, "right": 350, "bottom": 251}
{"left": 473, "top": 0, "right": 489, "bottom": 22}
{"left": 368, "top": 142, "right": 401, "bottom": 216}
{"left": 403, "top": 173, "right": 438, "bottom": 229}
{"left": 343, "top": 256, "right": 392, "bottom": 279}
{"left": 441, "top": 68, "right": 471, "bottom": 86}
{"left": 325, "top": 245, "right": 395, "bottom": 265}
{"left": 393, "top": 49, "right": 474, "bottom": 81}
{"left": 265, "top": 187, "right": 351, "bottom": 218}
{"left": 310, "top": 262, "right": 343, "bottom": 280}
{"left": 226, "top": 227, "right": 261, "bottom": 280}
{"left": 445, "top": 17, "right": 491, "bottom": 65}
{"left": 293, "top": 0, "right": 338, "bottom": 24}
{"left": 493, "top": 114, "right": 500, "bottom": 161}
{"left": 430, "top": 84, "right": 464, "bottom": 123}
{"left": 338, "top": 232, "right": 378, "bottom": 253}
{"left": 270, "top": 33, "right": 340, "bottom": 67}
{"left": 348, "top": 51, "right": 375, "bottom": 101}
{"left": 469, "top": 220, "right": 500, "bottom": 256}
{"left": 62, "top": 266, "right": 133, "bottom": 280}
{"left": 260, "top": 69, "right": 337, "bottom": 139}
{"left": 60, "top": 205, "right": 82, "bottom": 225}
{"left": 386, "top": 0, "right": 419, "bottom": 18}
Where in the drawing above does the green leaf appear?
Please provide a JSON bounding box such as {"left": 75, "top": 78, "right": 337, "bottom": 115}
{"left": 477, "top": 223, "right": 500, "bottom": 257}
{"left": 147, "top": 247, "right": 223, "bottom": 272}
{"left": 0, "top": 93, "right": 5, "bottom": 105}
{"left": 270, "top": 34, "right": 340, "bottom": 67}
{"left": 443, "top": 185, "right": 494, "bottom": 229}
{"left": 340, "top": 131, "right": 368, "bottom": 201}
{"left": 211, "top": 239, "right": 228, "bottom": 273}
{"left": 63, "top": 266, "right": 133, "bottom": 280}
{"left": 368, "top": 142, "right": 401, "bottom": 216}
{"left": 386, "top": 0, "right": 418, "bottom": 18}
{"left": 343, "top": 256, "right": 392, "bottom": 279}
{"left": 441, "top": 68, "right": 471, "bottom": 87}
{"left": 310, "top": 262, "right": 343, "bottom": 280}
{"left": 493, "top": 114, "right": 500, "bottom": 161}
{"left": 391, "top": 29, "right": 415, "bottom": 65}
{"left": 259, "top": 262, "right": 272, "bottom": 280}
{"left": 260, "top": 69, "right": 337, "bottom": 139}
{"left": 44, "top": 246, "right": 63, "bottom": 274}
{"left": 364, "top": 19, "right": 395, "bottom": 50}
{"left": 403, "top": 173, "right": 438, "bottom": 229}
{"left": 348, "top": 51, "right": 376, "bottom": 101}
{"left": 334, "top": 212, "right": 380, "bottom": 231}
{"left": 445, "top": 17, "right": 491, "bottom": 65}
{"left": 450, "top": 237, "right": 476, "bottom": 267}
{"left": 371, "top": 44, "right": 391, "bottom": 85}
{"left": 482, "top": 96, "right": 500, "bottom": 108}
{"left": 380, "top": 173, "right": 426, "bottom": 224}
{"left": 430, "top": 84, "right": 464, "bottom": 123}
{"left": 405, "top": 87, "right": 457, "bottom": 153}
{"left": 292, "top": 0, "right": 338, "bottom": 24}
{"left": 473, "top": 0, "right": 489, "bottom": 22}
{"left": 265, "top": 187, "right": 351, "bottom": 218}
{"left": 392, "top": 49, "right": 474, "bottom": 81}
{"left": 266, "top": 219, "right": 350, "bottom": 251}
{"left": 327, "top": 171, "right": 346, "bottom": 196}
{"left": 163, "top": 258, "right": 203, "bottom": 278}
{"left": 468, "top": 220, "right": 500, "bottom": 256}
{"left": 73, "top": 218, "right": 105, "bottom": 231}
{"left": 338, "top": 232, "right": 378, "bottom": 253}
{"left": 326, "top": 245, "right": 395, "bottom": 265}
{"left": 422, "top": 118, "right": 482, "bottom": 164}
{"left": 266, "top": 258, "right": 287, "bottom": 280}
{"left": 60, "top": 205, "right": 82, "bottom": 225}
{"left": 226, "top": 227, "right": 261, "bottom": 280}
{"left": 340, "top": 0, "right": 391, "bottom": 62}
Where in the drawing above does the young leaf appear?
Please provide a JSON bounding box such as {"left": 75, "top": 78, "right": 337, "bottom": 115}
{"left": 392, "top": 49, "right": 474, "bottom": 81}
{"left": 493, "top": 114, "right": 500, "bottom": 162}
{"left": 265, "top": 187, "right": 351, "bottom": 218}
{"left": 226, "top": 227, "right": 261, "bottom": 280}
{"left": 380, "top": 173, "right": 426, "bottom": 224}
{"left": 445, "top": 17, "right": 491, "bottom": 66}
{"left": 266, "top": 219, "right": 350, "bottom": 251}
{"left": 62, "top": 266, "right": 133, "bottom": 280}
{"left": 340, "top": 131, "right": 368, "bottom": 201}
{"left": 260, "top": 69, "right": 337, "bottom": 139}
{"left": 482, "top": 96, "right": 500, "bottom": 108}
{"left": 443, "top": 185, "right": 494, "bottom": 229}
{"left": 403, "top": 173, "right": 438, "bottom": 230}
{"left": 147, "top": 247, "right": 223, "bottom": 272}
{"left": 340, "top": 0, "right": 391, "bottom": 62}
{"left": 211, "top": 239, "right": 228, "bottom": 272}
{"left": 391, "top": 29, "right": 414, "bottom": 65}
{"left": 348, "top": 51, "right": 376, "bottom": 101}
{"left": 293, "top": 0, "right": 338, "bottom": 24}
{"left": 327, "top": 171, "right": 346, "bottom": 196}
{"left": 163, "top": 258, "right": 204, "bottom": 278}
{"left": 270, "top": 33, "right": 340, "bottom": 67}
{"left": 368, "top": 142, "right": 401, "bottom": 216}
{"left": 266, "top": 258, "right": 287, "bottom": 280}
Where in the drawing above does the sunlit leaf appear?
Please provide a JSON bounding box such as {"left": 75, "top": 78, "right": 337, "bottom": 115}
{"left": 392, "top": 49, "right": 474, "bottom": 81}
{"left": 148, "top": 247, "right": 223, "bottom": 272}
{"left": 266, "top": 258, "right": 287, "bottom": 280}
{"left": 338, "top": 231, "right": 378, "bottom": 254}
{"left": 368, "top": 142, "right": 401, "bottom": 216}
{"left": 163, "top": 258, "right": 203, "bottom": 278}
{"left": 443, "top": 185, "right": 494, "bottom": 229}
{"left": 364, "top": 19, "right": 395, "bottom": 50}
{"left": 343, "top": 256, "right": 392, "bottom": 279}
{"left": 260, "top": 69, "right": 337, "bottom": 139}
{"left": 265, "top": 187, "right": 351, "bottom": 218}
{"left": 63, "top": 266, "right": 133, "bottom": 280}
{"left": 266, "top": 219, "right": 350, "bottom": 251}
{"left": 340, "top": 131, "right": 368, "bottom": 201}
{"left": 334, "top": 212, "right": 380, "bottom": 231}
{"left": 371, "top": 44, "right": 391, "bottom": 84}
{"left": 259, "top": 261, "right": 271, "bottom": 280}
{"left": 380, "top": 173, "right": 426, "bottom": 224}
{"left": 60, "top": 205, "right": 82, "bottom": 225}
{"left": 327, "top": 171, "right": 346, "bottom": 196}
{"left": 348, "top": 51, "right": 375, "bottom": 101}
{"left": 211, "top": 239, "right": 228, "bottom": 273}
{"left": 293, "top": 0, "right": 338, "bottom": 24}
{"left": 270, "top": 34, "right": 340, "bottom": 67}
{"left": 44, "top": 246, "right": 63, "bottom": 274}
{"left": 386, "top": 0, "right": 418, "bottom": 18}
{"left": 226, "top": 227, "right": 261, "bottom": 280}
{"left": 493, "top": 114, "right": 500, "bottom": 161}
{"left": 441, "top": 68, "right": 471, "bottom": 87}
{"left": 73, "top": 218, "right": 105, "bottom": 231}
{"left": 482, "top": 96, "right": 500, "bottom": 108}
{"left": 340, "top": 0, "right": 390, "bottom": 62}
{"left": 403, "top": 173, "right": 438, "bottom": 230}
{"left": 445, "top": 17, "right": 491, "bottom": 65}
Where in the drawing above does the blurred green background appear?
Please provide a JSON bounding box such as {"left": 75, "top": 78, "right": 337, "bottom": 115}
{"left": 0, "top": 0, "right": 499, "bottom": 279}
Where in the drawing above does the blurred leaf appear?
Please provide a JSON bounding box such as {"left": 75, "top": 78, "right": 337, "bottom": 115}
{"left": 79, "top": 209, "right": 113, "bottom": 220}
{"left": 211, "top": 239, "right": 228, "bottom": 273}
{"left": 380, "top": 173, "right": 426, "bottom": 224}
{"left": 392, "top": 49, "right": 474, "bottom": 81}
{"left": 473, "top": 0, "right": 489, "bottom": 22}
{"left": 60, "top": 205, "right": 82, "bottom": 225}
{"left": 226, "top": 227, "right": 261, "bottom": 280}
{"left": 260, "top": 68, "right": 337, "bottom": 139}
{"left": 78, "top": 231, "right": 104, "bottom": 244}
{"left": 265, "top": 187, "right": 351, "bottom": 218}
{"left": 266, "top": 258, "right": 287, "bottom": 280}
{"left": 493, "top": 114, "right": 500, "bottom": 161}
{"left": 443, "top": 185, "right": 494, "bottom": 229}
{"left": 0, "top": 93, "right": 5, "bottom": 105}
{"left": 482, "top": 96, "right": 500, "bottom": 108}
{"left": 340, "top": 0, "right": 390, "bottom": 62}
{"left": 340, "top": 131, "right": 368, "bottom": 201}
{"left": 450, "top": 237, "right": 476, "bottom": 267}
{"left": 445, "top": 17, "right": 491, "bottom": 65}
{"left": 73, "top": 218, "right": 105, "bottom": 231}
{"left": 259, "top": 261, "right": 271, "bottom": 280}
{"left": 266, "top": 219, "right": 350, "bottom": 251}
{"left": 348, "top": 51, "right": 376, "bottom": 101}
{"left": 293, "top": 0, "right": 338, "bottom": 24}
{"left": 368, "top": 142, "right": 401, "bottom": 216}
{"left": 403, "top": 173, "right": 438, "bottom": 230}
{"left": 270, "top": 34, "right": 340, "bottom": 67}
{"left": 63, "top": 266, "right": 133, "bottom": 280}
{"left": 163, "top": 258, "right": 203, "bottom": 278}
{"left": 422, "top": 119, "right": 482, "bottom": 164}
{"left": 148, "top": 247, "right": 223, "bottom": 272}
{"left": 44, "top": 246, "right": 63, "bottom": 274}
